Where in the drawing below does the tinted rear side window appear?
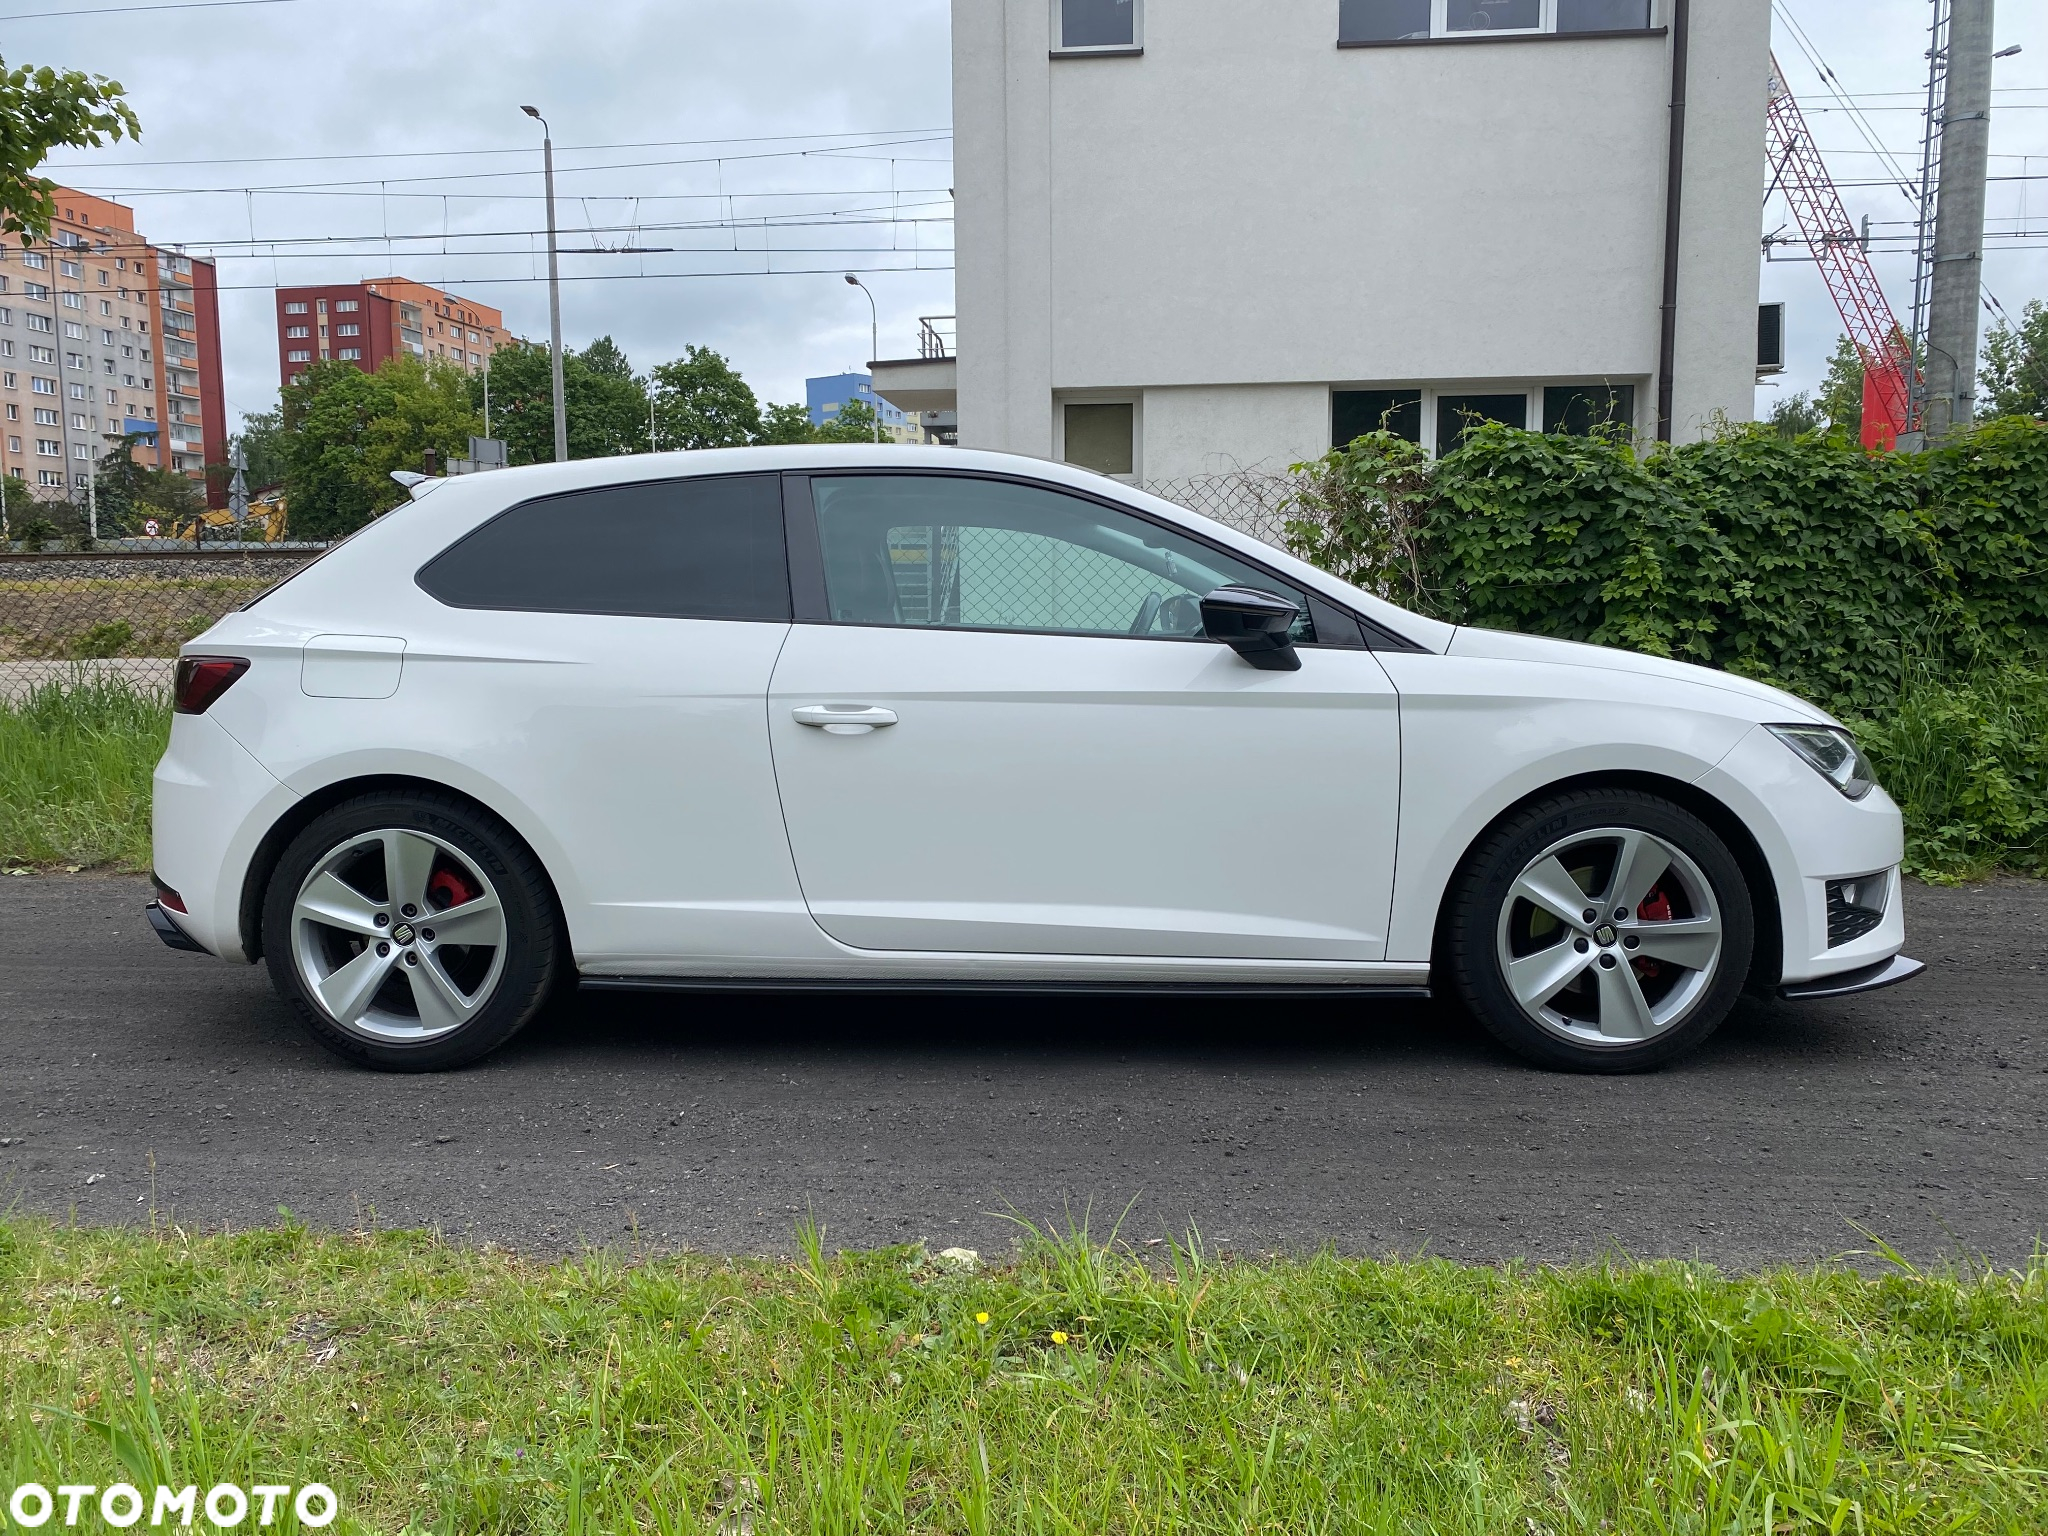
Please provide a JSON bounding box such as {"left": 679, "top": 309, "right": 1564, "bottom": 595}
{"left": 417, "top": 474, "right": 790, "bottom": 621}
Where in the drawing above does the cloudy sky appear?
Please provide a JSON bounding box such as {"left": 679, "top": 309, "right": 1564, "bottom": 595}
{"left": 10, "top": 0, "right": 2045, "bottom": 430}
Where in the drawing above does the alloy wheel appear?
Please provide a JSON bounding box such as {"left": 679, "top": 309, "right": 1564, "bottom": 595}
{"left": 290, "top": 828, "right": 508, "bottom": 1043}
{"left": 1493, "top": 826, "right": 1724, "bottom": 1046}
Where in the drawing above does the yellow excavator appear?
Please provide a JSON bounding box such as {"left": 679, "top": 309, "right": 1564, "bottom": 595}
{"left": 165, "top": 495, "right": 288, "bottom": 543}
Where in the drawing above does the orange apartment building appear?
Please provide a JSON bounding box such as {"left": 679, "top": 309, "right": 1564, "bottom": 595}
{"left": 0, "top": 188, "right": 227, "bottom": 505}
{"left": 276, "top": 277, "right": 503, "bottom": 388}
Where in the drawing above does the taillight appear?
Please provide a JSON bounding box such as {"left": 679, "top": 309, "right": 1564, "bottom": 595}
{"left": 152, "top": 874, "right": 188, "bottom": 913}
{"left": 173, "top": 655, "right": 250, "bottom": 714}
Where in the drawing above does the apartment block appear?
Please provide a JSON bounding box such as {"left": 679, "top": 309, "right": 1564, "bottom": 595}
{"left": 0, "top": 188, "right": 225, "bottom": 503}
{"left": 276, "top": 278, "right": 504, "bottom": 388}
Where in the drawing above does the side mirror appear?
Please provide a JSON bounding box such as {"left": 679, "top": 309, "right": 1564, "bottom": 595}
{"left": 1200, "top": 585, "right": 1302, "bottom": 671}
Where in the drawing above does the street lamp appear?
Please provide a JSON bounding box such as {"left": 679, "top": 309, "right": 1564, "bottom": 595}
{"left": 844, "top": 273, "right": 879, "bottom": 443}
{"left": 522, "top": 105, "right": 568, "bottom": 463}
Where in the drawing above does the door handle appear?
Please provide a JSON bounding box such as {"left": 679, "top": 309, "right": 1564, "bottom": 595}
{"left": 792, "top": 704, "right": 898, "bottom": 735}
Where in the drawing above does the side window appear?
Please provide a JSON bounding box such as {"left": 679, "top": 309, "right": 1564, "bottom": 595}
{"left": 809, "top": 474, "right": 1315, "bottom": 644}
{"left": 418, "top": 474, "right": 790, "bottom": 621}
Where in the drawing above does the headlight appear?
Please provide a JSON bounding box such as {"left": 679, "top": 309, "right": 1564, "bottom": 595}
{"left": 1767, "top": 724, "right": 1878, "bottom": 800}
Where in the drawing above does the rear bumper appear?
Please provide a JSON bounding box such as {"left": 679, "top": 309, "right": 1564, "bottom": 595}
{"left": 1778, "top": 953, "right": 1925, "bottom": 1001}
{"left": 146, "top": 901, "right": 211, "bottom": 955}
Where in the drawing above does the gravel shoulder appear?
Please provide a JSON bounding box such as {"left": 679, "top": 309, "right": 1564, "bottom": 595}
{"left": 1, "top": 874, "right": 2042, "bottom": 1266}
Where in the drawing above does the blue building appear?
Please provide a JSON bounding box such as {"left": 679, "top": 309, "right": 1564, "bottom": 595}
{"left": 805, "top": 372, "right": 912, "bottom": 433}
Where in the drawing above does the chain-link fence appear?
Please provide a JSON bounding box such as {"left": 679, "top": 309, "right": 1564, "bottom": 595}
{"left": 1143, "top": 471, "right": 1299, "bottom": 553}
{"left": 0, "top": 547, "right": 326, "bottom": 700}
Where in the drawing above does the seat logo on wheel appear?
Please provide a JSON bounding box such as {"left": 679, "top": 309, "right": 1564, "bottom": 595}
{"left": 391, "top": 923, "right": 415, "bottom": 946}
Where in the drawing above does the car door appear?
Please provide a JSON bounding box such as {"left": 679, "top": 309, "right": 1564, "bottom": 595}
{"left": 403, "top": 471, "right": 804, "bottom": 969}
{"left": 766, "top": 470, "right": 1403, "bottom": 961}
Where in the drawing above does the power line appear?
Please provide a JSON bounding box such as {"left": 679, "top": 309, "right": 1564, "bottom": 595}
{"left": 0, "top": 0, "right": 300, "bottom": 17}
{"left": 200, "top": 264, "right": 954, "bottom": 293}
{"left": 41, "top": 129, "right": 951, "bottom": 172}
{"left": 63, "top": 135, "right": 953, "bottom": 198}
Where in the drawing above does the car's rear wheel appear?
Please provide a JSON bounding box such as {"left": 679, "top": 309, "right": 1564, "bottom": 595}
{"left": 262, "top": 790, "right": 562, "bottom": 1071}
{"left": 1443, "top": 789, "right": 1753, "bottom": 1073}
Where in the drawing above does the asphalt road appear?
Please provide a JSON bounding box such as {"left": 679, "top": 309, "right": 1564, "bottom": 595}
{"left": 3, "top": 875, "right": 2043, "bottom": 1268}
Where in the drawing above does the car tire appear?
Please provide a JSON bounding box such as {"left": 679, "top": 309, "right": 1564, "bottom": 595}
{"left": 262, "top": 789, "right": 564, "bottom": 1071}
{"left": 1443, "top": 788, "right": 1754, "bottom": 1073}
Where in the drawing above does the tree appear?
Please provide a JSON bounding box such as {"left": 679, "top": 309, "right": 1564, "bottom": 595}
{"left": 92, "top": 432, "right": 156, "bottom": 533}
{"left": 1816, "top": 334, "right": 1863, "bottom": 440}
{"left": 1982, "top": 300, "right": 2048, "bottom": 420}
{"left": 231, "top": 408, "right": 289, "bottom": 493}
{"left": 578, "top": 334, "right": 634, "bottom": 381}
{"left": 1767, "top": 391, "right": 1826, "bottom": 439}
{"left": 650, "top": 344, "right": 761, "bottom": 449}
{"left": 0, "top": 55, "right": 140, "bottom": 244}
{"left": 812, "top": 398, "right": 892, "bottom": 444}
{"left": 473, "top": 340, "right": 648, "bottom": 465}
{"left": 755, "top": 401, "right": 817, "bottom": 445}
{"left": 283, "top": 355, "right": 481, "bottom": 538}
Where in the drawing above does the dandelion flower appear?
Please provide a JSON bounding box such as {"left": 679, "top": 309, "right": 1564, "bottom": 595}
{"left": 975, "top": 1312, "right": 990, "bottom": 1326}
{"left": 1051, "top": 1330, "right": 1068, "bottom": 1346}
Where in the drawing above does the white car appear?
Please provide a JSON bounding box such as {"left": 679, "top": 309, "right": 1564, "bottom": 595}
{"left": 150, "top": 446, "right": 1920, "bottom": 1073}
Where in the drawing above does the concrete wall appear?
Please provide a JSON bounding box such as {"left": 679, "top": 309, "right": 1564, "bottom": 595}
{"left": 954, "top": 0, "right": 1769, "bottom": 478}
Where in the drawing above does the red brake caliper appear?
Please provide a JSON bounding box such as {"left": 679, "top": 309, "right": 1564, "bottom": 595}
{"left": 1634, "top": 884, "right": 1673, "bottom": 980}
{"left": 427, "top": 864, "right": 478, "bottom": 912}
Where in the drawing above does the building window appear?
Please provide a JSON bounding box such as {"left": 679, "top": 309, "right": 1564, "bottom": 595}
{"left": 284, "top": 300, "right": 308, "bottom": 314}
{"left": 0, "top": 307, "right": 8, "bottom": 324}
{"left": 35, "top": 438, "right": 59, "bottom": 455}
{"left": 72, "top": 442, "right": 89, "bottom": 460}
{"left": 23, "top": 252, "right": 45, "bottom": 269}
{"left": 1435, "top": 392, "right": 1527, "bottom": 456}
{"left": 68, "top": 382, "right": 86, "bottom": 399}
{"left": 1053, "top": 0, "right": 1139, "bottom": 52}
{"left": 1333, "top": 389, "right": 1424, "bottom": 447}
{"left": 316, "top": 298, "right": 327, "bottom": 313}
{"left": 2, "top": 373, "right": 13, "bottom": 388}
{"left": 1542, "top": 384, "right": 1635, "bottom": 438}
{"left": 99, "top": 329, "right": 113, "bottom": 345}
{"left": 29, "top": 345, "right": 53, "bottom": 363}
{"left": 0, "top": 341, "right": 10, "bottom": 357}
{"left": 335, "top": 323, "right": 359, "bottom": 336}
{"left": 33, "top": 408, "right": 54, "bottom": 425}
{"left": 1062, "top": 401, "right": 1136, "bottom": 476}
{"left": 38, "top": 469, "right": 61, "bottom": 486}
{"left": 3, "top": 405, "right": 13, "bottom": 420}
{"left": 24, "top": 283, "right": 49, "bottom": 300}
{"left": 58, "top": 259, "right": 81, "bottom": 278}
{"left": 337, "top": 347, "right": 361, "bottom": 360}
{"left": 31, "top": 376, "right": 53, "bottom": 393}
{"left": 98, "top": 270, "right": 109, "bottom": 286}
{"left": 285, "top": 324, "right": 309, "bottom": 338}
{"left": 61, "top": 291, "right": 81, "bottom": 309}
{"left": 63, "top": 321, "right": 83, "bottom": 338}
{"left": 335, "top": 299, "right": 359, "bottom": 312}
{"left": 69, "top": 412, "right": 86, "bottom": 429}
{"left": 99, "top": 299, "right": 111, "bottom": 315}
{"left": 286, "top": 349, "right": 311, "bottom": 363}
{"left": 1341, "top": 0, "right": 1650, "bottom": 41}
{"left": 25, "top": 315, "right": 49, "bottom": 334}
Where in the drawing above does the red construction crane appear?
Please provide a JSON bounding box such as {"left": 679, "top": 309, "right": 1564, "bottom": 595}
{"left": 1764, "top": 55, "right": 1916, "bottom": 450}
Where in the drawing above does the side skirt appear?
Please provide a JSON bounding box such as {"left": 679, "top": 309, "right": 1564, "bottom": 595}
{"left": 580, "top": 976, "right": 1432, "bottom": 1001}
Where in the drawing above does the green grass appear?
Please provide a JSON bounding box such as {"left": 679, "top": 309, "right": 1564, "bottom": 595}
{"left": 1852, "top": 660, "right": 2048, "bottom": 882}
{"left": 0, "top": 676, "right": 169, "bottom": 871}
{"left": 0, "top": 1216, "right": 2043, "bottom": 1533}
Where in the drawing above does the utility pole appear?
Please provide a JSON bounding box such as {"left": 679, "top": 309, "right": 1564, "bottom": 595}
{"left": 87, "top": 438, "right": 98, "bottom": 544}
{"left": 648, "top": 379, "right": 658, "bottom": 453}
{"left": 228, "top": 441, "right": 248, "bottom": 525}
{"left": 1924, "top": 0, "right": 1995, "bottom": 440}
{"left": 522, "top": 105, "right": 569, "bottom": 462}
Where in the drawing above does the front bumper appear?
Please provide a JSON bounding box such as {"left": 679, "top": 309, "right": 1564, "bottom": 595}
{"left": 1778, "top": 953, "right": 1925, "bottom": 1001}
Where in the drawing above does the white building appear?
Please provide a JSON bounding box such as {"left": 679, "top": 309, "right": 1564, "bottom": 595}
{"left": 887, "top": 0, "right": 1770, "bottom": 484}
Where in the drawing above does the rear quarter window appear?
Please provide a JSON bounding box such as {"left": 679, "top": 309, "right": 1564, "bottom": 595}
{"left": 416, "top": 473, "right": 791, "bottom": 621}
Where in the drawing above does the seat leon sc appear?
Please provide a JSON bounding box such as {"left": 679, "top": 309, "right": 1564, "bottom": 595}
{"left": 149, "top": 445, "right": 1920, "bottom": 1072}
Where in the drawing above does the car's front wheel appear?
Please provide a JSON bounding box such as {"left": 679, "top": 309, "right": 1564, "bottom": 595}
{"left": 262, "top": 789, "right": 563, "bottom": 1071}
{"left": 1443, "top": 789, "right": 1754, "bottom": 1073}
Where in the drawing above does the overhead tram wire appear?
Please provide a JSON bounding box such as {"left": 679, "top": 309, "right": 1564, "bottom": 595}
{"left": 39, "top": 129, "right": 951, "bottom": 172}
{"left": 190, "top": 264, "right": 956, "bottom": 294}
{"left": 0, "top": 0, "right": 303, "bottom": 17}
{"left": 63, "top": 135, "right": 954, "bottom": 198}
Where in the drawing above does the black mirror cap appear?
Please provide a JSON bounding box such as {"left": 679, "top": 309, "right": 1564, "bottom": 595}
{"left": 1201, "top": 585, "right": 1303, "bottom": 671}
